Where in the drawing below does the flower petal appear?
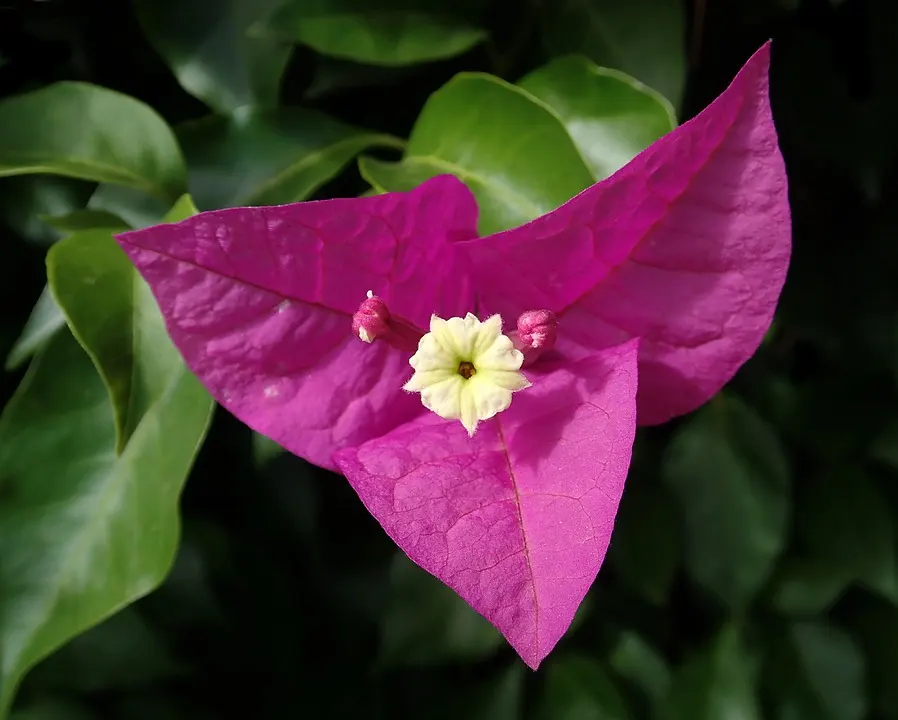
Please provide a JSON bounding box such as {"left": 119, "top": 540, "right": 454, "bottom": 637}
{"left": 477, "top": 369, "right": 531, "bottom": 392}
{"left": 419, "top": 375, "right": 465, "bottom": 419}
{"left": 471, "top": 313, "right": 503, "bottom": 355}
{"left": 402, "top": 368, "right": 456, "bottom": 392}
{"left": 474, "top": 336, "right": 523, "bottom": 372}
{"left": 116, "top": 175, "right": 479, "bottom": 470}
{"left": 458, "top": 42, "right": 790, "bottom": 424}
{"left": 334, "top": 340, "right": 638, "bottom": 669}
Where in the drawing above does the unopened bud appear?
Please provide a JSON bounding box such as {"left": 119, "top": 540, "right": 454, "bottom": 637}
{"left": 516, "top": 309, "right": 558, "bottom": 350}
{"left": 351, "top": 291, "right": 424, "bottom": 353}
{"left": 509, "top": 309, "right": 558, "bottom": 366}
{"left": 352, "top": 291, "right": 391, "bottom": 344}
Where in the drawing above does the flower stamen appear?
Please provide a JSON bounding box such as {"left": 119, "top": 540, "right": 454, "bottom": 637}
{"left": 458, "top": 361, "right": 476, "bottom": 379}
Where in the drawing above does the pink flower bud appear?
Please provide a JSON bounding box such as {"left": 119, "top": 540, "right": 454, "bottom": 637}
{"left": 351, "top": 291, "right": 424, "bottom": 352}
{"left": 351, "top": 291, "right": 391, "bottom": 343}
{"left": 516, "top": 309, "right": 558, "bottom": 350}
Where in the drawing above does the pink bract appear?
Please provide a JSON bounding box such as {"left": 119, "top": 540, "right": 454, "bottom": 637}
{"left": 116, "top": 42, "right": 790, "bottom": 669}
{"left": 117, "top": 176, "right": 479, "bottom": 471}
{"left": 335, "top": 341, "right": 638, "bottom": 668}
{"left": 458, "top": 42, "right": 790, "bottom": 424}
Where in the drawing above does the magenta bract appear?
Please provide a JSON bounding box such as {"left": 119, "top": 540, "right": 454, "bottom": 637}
{"left": 116, "top": 42, "right": 790, "bottom": 669}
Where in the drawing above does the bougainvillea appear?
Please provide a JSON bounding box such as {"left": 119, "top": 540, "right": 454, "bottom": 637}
{"left": 117, "top": 42, "right": 789, "bottom": 668}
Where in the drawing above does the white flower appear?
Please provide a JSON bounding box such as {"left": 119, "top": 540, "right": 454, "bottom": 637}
{"left": 403, "top": 313, "right": 531, "bottom": 436}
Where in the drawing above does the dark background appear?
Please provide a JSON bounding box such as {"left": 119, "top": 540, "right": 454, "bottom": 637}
{"left": 2, "top": 0, "right": 897, "bottom": 718}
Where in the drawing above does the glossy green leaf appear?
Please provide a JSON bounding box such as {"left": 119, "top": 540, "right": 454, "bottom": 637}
{"left": 0, "top": 83, "right": 186, "bottom": 201}
{"left": 845, "top": 594, "right": 898, "bottom": 717}
{"left": 177, "top": 107, "right": 403, "bottom": 210}
{"left": 0, "top": 176, "right": 94, "bottom": 247}
{"left": 86, "top": 185, "right": 171, "bottom": 231}
{"left": 39, "top": 210, "right": 129, "bottom": 234}
{"left": 791, "top": 623, "right": 865, "bottom": 720}
{"left": 256, "top": 1, "right": 486, "bottom": 67}
{"left": 609, "top": 632, "right": 670, "bottom": 711}
{"left": 795, "top": 467, "right": 898, "bottom": 601}
{"left": 47, "top": 225, "right": 151, "bottom": 445}
{"left": 0, "top": 327, "right": 212, "bottom": 715}
{"left": 252, "top": 433, "right": 286, "bottom": 467}
{"left": 537, "top": 656, "right": 630, "bottom": 720}
{"left": 25, "top": 609, "right": 184, "bottom": 694}
{"left": 304, "top": 56, "right": 414, "bottom": 99}
{"left": 379, "top": 552, "right": 502, "bottom": 667}
{"left": 663, "top": 395, "right": 790, "bottom": 609}
{"left": 360, "top": 73, "right": 593, "bottom": 234}
{"left": 518, "top": 56, "right": 676, "bottom": 181}
{"left": 47, "top": 196, "right": 200, "bottom": 450}
{"left": 664, "top": 625, "right": 761, "bottom": 720}
{"left": 0, "top": 194, "right": 213, "bottom": 713}
{"left": 540, "top": 0, "right": 686, "bottom": 108}
{"left": 4, "top": 287, "right": 65, "bottom": 371}
{"left": 769, "top": 559, "right": 849, "bottom": 616}
{"left": 767, "top": 622, "right": 866, "bottom": 720}
{"left": 133, "top": 0, "right": 290, "bottom": 113}
{"left": 608, "top": 478, "right": 680, "bottom": 605}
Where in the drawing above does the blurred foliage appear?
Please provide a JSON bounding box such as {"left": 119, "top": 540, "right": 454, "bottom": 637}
{"left": 0, "top": 0, "right": 896, "bottom": 718}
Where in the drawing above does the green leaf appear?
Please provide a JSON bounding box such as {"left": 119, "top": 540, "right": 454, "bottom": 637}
{"left": 379, "top": 552, "right": 502, "bottom": 667}
{"left": 608, "top": 478, "right": 680, "bottom": 605}
{"left": 177, "top": 107, "right": 403, "bottom": 210}
{"left": 39, "top": 210, "right": 129, "bottom": 234}
{"left": 360, "top": 73, "right": 593, "bottom": 234}
{"left": 0, "top": 328, "right": 212, "bottom": 715}
{"left": 4, "top": 287, "right": 65, "bottom": 371}
{"left": 539, "top": 0, "right": 686, "bottom": 108}
{"left": 133, "top": 0, "right": 290, "bottom": 113}
{"left": 537, "top": 656, "right": 630, "bottom": 720}
{"left": 795, "top": 467, "right": 898, "bottom": 601}
{"left": 767, "top": 622, "right": 866, "bottom": 720}
{"left": 0, "top": 176, "right": 94, "bottom": 247}
{"left": 768, "top": 559, "right": 849, "bottom": 616}
{"left": 0, "top": 83, "right": 186, "bottom": 202}
{"left": 304, "top": 55, "right": 414, "bottom": 99}
{"left": 0, "top": 195, "right": 213, "bottom": 713}
{"left": 431, "top": 665, "right": 524, "bottom": 720}
{"left": 256, "top": 1, "right": 486, "bottom": 67}
{"left": 87, "top": 184, "right": 171, "bottom": 231}
{"left": 663, "top": 395, "right": 790, "bottom": 609}
{"left": 25, "top": 609, "right": 185, "bottom": 693}
{"left": 791, "top": 624, "right": 865, "bottom": 720}
{"left": 845, "top": 594, "right": 898, "bottom": 717}
{"left": 518, "top": 56, "right": 676, "bottom": 181}
{"left": 609, "top": 631, "right": 670, "bottom": 711}
{"left": 664, "top": 625, "right": 761, "bottom": 720}
{"left": 252, "top": 432, "right": 286, "bottom": 467}
{"left": 46, "top": 196, "right": 200, "bottom": 451}
{"left": 10, "top": 700, "right": 98, "bottom": 720}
